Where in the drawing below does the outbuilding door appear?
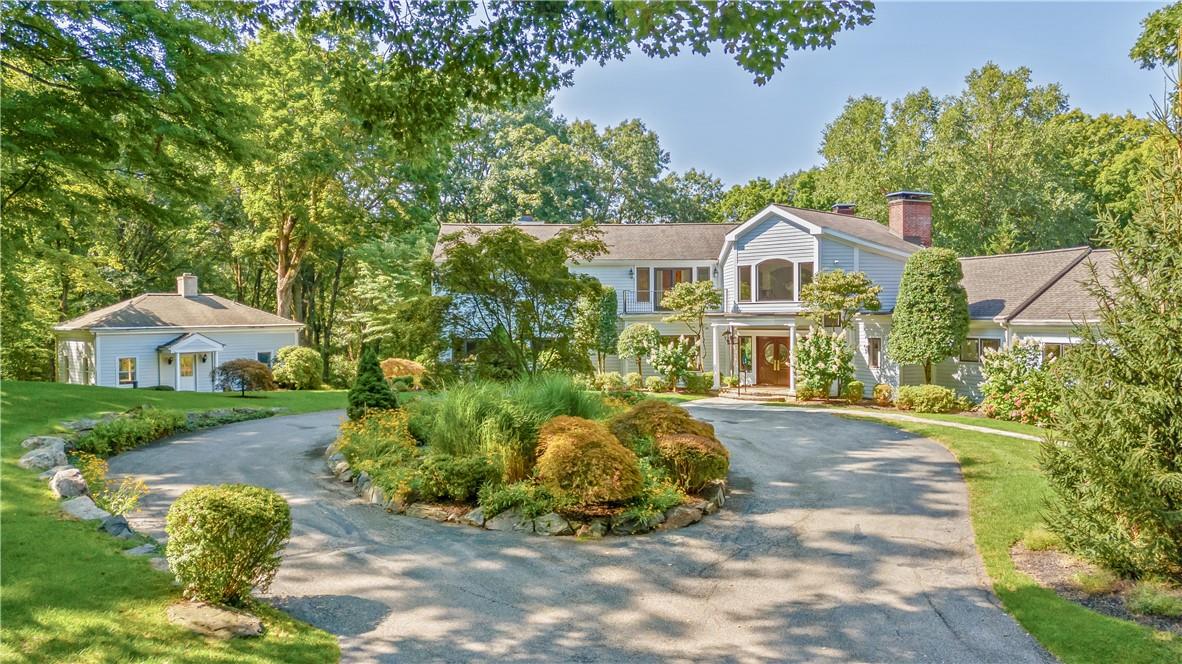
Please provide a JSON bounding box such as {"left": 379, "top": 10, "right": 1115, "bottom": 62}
{"left": 178, "top": 353, "right": 196, "bottom": 391}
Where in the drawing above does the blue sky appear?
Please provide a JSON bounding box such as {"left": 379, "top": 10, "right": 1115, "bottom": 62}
{"left": 552, "top": 1, "right": 1170, "bottom": 186}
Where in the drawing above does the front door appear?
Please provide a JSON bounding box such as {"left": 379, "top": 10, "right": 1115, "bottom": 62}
{"left": 756, "top": 336, "right": 790, "bottom": 386}
{"left": 178, "top": 353, "right": 196, "bottom": 391}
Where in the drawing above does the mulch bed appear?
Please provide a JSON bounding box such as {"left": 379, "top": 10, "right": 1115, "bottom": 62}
{"left": 1011, "top": 544, "right": 1182, "bottom": 634}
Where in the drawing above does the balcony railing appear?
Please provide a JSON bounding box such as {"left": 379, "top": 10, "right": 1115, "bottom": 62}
{"left": 620, "top": 289, "right": 728, "bottom": 314}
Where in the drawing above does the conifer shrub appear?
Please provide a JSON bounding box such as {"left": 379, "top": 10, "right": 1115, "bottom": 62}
{"left": 654, "top": 433, "right": 729, "bottom": 491}
{"left": 165, "top": 484, "right": 291, "bottom": 606}
{"left": 895, "top": 385, "right": 961, "bottom": 413}
{"left": 608, "top": 399, "right": 714, "bottom": 449}
{"left": 347, "top": 346, "right": 398, "bottom": 420}
{"left": 272, "top": 345, "right": 323, "bottom": 390}
{"left": 535, "top": 417, "right": 642, "bottom": 505}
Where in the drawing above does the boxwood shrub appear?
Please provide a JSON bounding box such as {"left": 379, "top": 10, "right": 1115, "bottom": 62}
{"left": 895, "top": 384, "right": 961, "bottom": 413}
{"left": 165, "top": 484, "right": 291, "bottom": 605}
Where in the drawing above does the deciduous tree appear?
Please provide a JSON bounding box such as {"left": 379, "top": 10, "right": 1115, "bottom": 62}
{"left": 887, "top": 248, "right": 969, "bottom": 383}
{"left": 800, "top": 269, "right": 882, "bottom": 327}
{"left": 661, "top": 281, "right": 721, "bottom": 369}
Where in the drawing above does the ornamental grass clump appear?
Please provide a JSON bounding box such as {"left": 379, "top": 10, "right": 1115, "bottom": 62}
{"left": 165, "top": 484, "right": 291, "bottom": 606}
{"left": 535, "top": 416, "right": 642, "bottom": 506}
{"left": 608, "top": 399, "right": 715, "bottom": 450}
{"left": 654, "top": 433, "right": 729, "bottom": 492}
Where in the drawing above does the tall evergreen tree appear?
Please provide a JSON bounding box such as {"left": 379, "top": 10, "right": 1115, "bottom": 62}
{"left": 347, "top": 346, "right": 398, "bottom": 420}
{"left": 1040, "top": 99, "right": 1182, "bottom": 581}
{"left": 887, "top": 248, "right": 969, "bottom": 383}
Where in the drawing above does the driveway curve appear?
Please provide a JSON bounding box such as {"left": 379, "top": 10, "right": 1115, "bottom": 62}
{"left": 108, "top": 404, "right": 1050, "bottom": 663}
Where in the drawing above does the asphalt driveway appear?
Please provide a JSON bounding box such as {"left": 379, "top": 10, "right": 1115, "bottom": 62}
{"left": 108, "top": 403, "right": 1051, "bottom": 663}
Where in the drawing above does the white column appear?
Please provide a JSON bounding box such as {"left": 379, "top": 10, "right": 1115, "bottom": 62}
{"left": 711, "top": 324, "right": 722, "bottom": 389}
{"left": 210, "top": 351, "right": 217, "bottom": 391}
{"left": 174, "top": 353, "right": 180, "bottom": 390}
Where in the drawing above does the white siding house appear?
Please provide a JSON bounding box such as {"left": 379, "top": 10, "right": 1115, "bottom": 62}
{"left": 54, "top": 274, "right": 302, "bottom": 392}
{"left": 434, "top": 192, "right": 1113, "bottom": 400}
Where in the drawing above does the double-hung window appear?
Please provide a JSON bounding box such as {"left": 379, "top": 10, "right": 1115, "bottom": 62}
{"left": 118, "top": 357, "right": 137, "bottom": 385}
{"left": 257, "top": 351, "right": 273, "bottom": 367}
{"left": 868, "top": 337, "right": 882, "bottom": 369}
{"left": 959, "top": 338, "right": 1001, "bottom": 362}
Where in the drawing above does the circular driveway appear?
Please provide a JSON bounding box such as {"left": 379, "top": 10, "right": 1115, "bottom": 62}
{"left": 109, "top": 403, "right": 1050, "bottom": 663}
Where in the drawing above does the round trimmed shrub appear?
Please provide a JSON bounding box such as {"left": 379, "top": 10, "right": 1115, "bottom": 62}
{"left": 535, "top": 416, "right": 642, "bottom": 505}
{"left": 272, "top": 346, "right": 323, "bottom": 390}
{"left": 165, "top": 484, "right": 291, "bottom": 605}
{"left": 608, "top": 399, "right": 715, "bottom": 449}
{"left": 873, "top": 383, "right": 893, "bottom": 406}
{"left": 644, "top": 375, "right": 667, "bottom": 392}
{"left": 895, "top": 384, "right": 961, "bottom": 413}
{"left": 843, "top": 380, "right": 865, "bottom": 402}
{"left": 654, "top": 433, "right": 730, "bottom": 492}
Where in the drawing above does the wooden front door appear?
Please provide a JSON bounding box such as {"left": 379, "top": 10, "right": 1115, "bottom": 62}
{"left": 178, "top": 353, "right": 196, "bottom": 391}
{"left": 756, "top": 336, "right": 790, "bottom": 386}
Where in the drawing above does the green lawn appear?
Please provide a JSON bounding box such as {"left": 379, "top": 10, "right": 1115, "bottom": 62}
{"left": 1, "top": 381, "right": 344, "bottom": 663}
{"left": 844, "top": 415, "right": 1181, "bottom": 664}
{"left": 648, "top": 392, "right": 709, "bottom": 404}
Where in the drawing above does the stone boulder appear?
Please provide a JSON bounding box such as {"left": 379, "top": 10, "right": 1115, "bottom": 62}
{"left": 459, "top": 507, "right": 486, "bottom": 527}
{"left": 484, "top": 507, "right": 533, "bottom": 533}
{"left": 405, "top": 504, "right": 453, "bottom": 522}
{"left": 18, "top": 440, "right": 67, "bottom": 470}
{"left": 533, "top": 512, "right": 573, "bottom": 536}
{"left": 610, "top": 512, "right": 664, "bottom": 536}
{"left": 22, "top": 435, "right": 68, "bottom": 450}
{"left": 49, "top": 468, "right": 89, "bottom": 498}
{"left": 700, "top": 480, "right": 727, "bottom": 510}
{"left": 167, "top": 601, "right": 264, "bottom": 639}
{"left": 575, "top": 519, "right": 609, "bottom": 539}
{"left": 101, "top": 514, "right": 135, "bottom": 539}
{"left": 39, "top": 464, "right": 74, "bottom": 480}
{"left": 124, "top": 543, "right": 157, "bottom": 556}
{"left": 660, "top": 505, "right": 703, "bottom": 530}
{"left": 61, "top": 496, "right": 111, "bottom": 521}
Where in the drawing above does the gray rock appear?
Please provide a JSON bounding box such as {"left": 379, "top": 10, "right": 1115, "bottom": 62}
{"left": 18, "top": 441, "right": 67, "bottom": 470}
{"left": 333, "top": 461, "right": 351, "bottom": 480}
{"left": 167, "top": 600, "right": 263, "bottom": 639}
{"left": 49, "top": 468, "right": 89, "bottom": 498}
{"left": 533, "top": 512, "right": 573, "bottom": 536}
{"left": 459, "top": 507, "right": 486, "bottom": 527}
{"left": 22, "top": 435, "right": 68, "bottom": 450}
{"left": 611, "top": 512, "right": 664, "bottom": 536}
{"left": 405, "top": 503, "right": 453, "bottom": 522}
{"left": 484, "top": 507, "right": 533, "bottom": 533}
{"left": 61, "top": 419, "right": 100, "bottom": 433}
{"left": 575, "top": 519, "right": 608, "bottom": 539}
{"left": 384, "top": 494, "right": 409, "bottom": 514}
{"left": 124, "top": 543, "right": 157, "bottom": 556}
{"left": 149, "top": 557, "right": 170, "bottom": 573}
{"left": 61, "top": 496, "right": 111, "bottom": 521}
{"left": 700, "top": 480, "right": 727, "bottom": 509}
{"left": 326, "top": 452, "right": 345, "bottom": 466}
{"left": 365, "top": 484, "right": 386, "bottom": 506}
{"left": 101, "top": 514, "right": 134, "bottom": 538}
{"left": 39, "top": 464, "right": 74, "bottom": 480}
{"left": 661, "top": 505, "right": 704, "bottom": 530}
{"left": 354, "top": 471, "right": 371, "bottom": 495}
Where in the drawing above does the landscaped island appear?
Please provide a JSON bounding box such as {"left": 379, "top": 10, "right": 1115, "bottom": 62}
{"left": 327, "top": 374, "right": 728, "bottom": 537}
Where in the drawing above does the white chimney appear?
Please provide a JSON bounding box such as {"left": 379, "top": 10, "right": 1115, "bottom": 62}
{"left": 177, "top": 273, "right": 198, "bottom": 297}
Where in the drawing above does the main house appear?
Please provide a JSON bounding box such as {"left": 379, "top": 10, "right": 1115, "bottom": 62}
{"left": 53, "top": 274, "right": 302, "bottom": 391}
{"left": 435, "top": 192, "right": 1113, "bottom": 399}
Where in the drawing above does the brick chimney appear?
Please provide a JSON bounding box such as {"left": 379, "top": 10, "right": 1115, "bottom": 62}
{"left": 887, "top": 191, "right": 933, "bottom": 247}
{"left": 830, "top": 203, "right": 857, "bottom": 215}
{"left": 177, "top": 273, "right": 198, "bottom": 297}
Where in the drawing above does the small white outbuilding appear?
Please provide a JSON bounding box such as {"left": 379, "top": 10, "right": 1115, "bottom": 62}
{"left": 53, "top": 274, "right": 302, "bottom": 391}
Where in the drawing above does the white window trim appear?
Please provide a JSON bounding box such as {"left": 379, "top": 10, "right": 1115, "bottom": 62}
{"left": 256, "top": 351, "right": 274, "bottom": 367}
{"left": 117, "top": 356, "right": 137, "bottom": 385}
{"left": 746, "top": 258, "right": 817, "bottom": 302}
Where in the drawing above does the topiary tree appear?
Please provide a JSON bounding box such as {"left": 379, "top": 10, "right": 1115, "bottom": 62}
{"left": 1040, "top": 100, "right": 1182, "bottom": 582}
{"left": 616, "top": 322, "right": 661, "bottom": 375}
{"left": 213, "top": 359, "right": 275, "bottom": 396}
{"left": 793, "top": 329, "right": 855, "bottom": 397}
{"left": 661, "top": 281, "right": 721, "bottom": 369}
{"left": 347, "top": 346, "right": 398, "bottom": 420}
{"left": 800, "top": 268, "right": 882, "bottom": 328}
{"left": 887, "top": 248, "right": 969, "bottom": 383}
{"left": 165, "top": 484, "right": 292, "bottom": 606}
{"left": 271, "top": 346, "right": 324, "bottom": 390}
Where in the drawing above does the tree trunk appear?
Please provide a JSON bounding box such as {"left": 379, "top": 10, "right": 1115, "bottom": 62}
{"left": 924, "top": 361, "right": 932, "bottom": 384}
{"left": 320, "top": 249, "right": 345, "bottom": 381}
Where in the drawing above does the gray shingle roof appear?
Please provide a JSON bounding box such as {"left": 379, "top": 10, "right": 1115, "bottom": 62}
{"left": 772, "top": 205, "right": 923, "bottom": 254}
{"left": 958, "top": 247, "right": 1090, "bottom": 321}
{"left": 434, "top": 223, "right": 739, "bottom": 261}
{"left": 55, "top": 294, "right": 301, "bottom": 331}
{"left": 1009, "top": 249, "right": 1116, "bottom": 323}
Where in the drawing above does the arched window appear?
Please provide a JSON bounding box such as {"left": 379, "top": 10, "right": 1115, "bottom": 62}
{"left": 756, "top": 259, "right": 794, "bottom": 301}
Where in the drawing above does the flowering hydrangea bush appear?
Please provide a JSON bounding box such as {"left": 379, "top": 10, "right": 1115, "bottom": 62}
{"left": 980, "top": 340, "right": 1059, "bottom": 425}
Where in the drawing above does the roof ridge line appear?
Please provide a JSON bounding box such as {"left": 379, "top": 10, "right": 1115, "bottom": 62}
{"left": 960, "top": 246, "right": 1091, "bottom": 261}
{"left": 1001, "top": 248, "right": 1094, "bottom": 324}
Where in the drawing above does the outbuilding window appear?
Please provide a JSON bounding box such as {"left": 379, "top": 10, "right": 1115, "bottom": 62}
{"left": 118, "top": 357, "right": 137, "bottom": 385}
